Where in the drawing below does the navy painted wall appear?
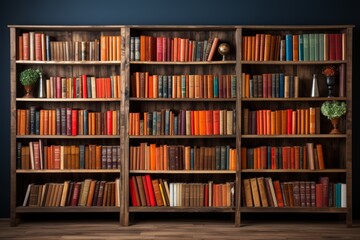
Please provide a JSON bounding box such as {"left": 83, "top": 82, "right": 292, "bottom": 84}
{"left": 1, "top": 0, "right": 358, "bottom": 219}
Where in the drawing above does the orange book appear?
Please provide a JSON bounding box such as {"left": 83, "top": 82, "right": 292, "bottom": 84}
{"left": 251, "top": 36, "right": 256, "bottom": 61}
{"left": 100, "top": 36, "right": 108, "bottom": 61}
{"left": 292, "top": 35, "right": 299, "bottom": 61}
{"left": 213, "top": 110, "right": 220, "bottom": 135}
{"left": 294, "top": 146, "right": 300, "bottom": 169}
{"left": 270, "top": 111, "right": 276, "bottom": 135}
{"left": 264, "top": 34, "right": 271, "bottom": 61}
{"left": 309, "top": 107, "right": 316, "bottom": 134}
{"left": 272, "top": 180, "right": 284, "bottom": 207}
{"left": 281, "top": 110, "right": 287, "bottom": 135}
{"left": 205, "top": 110, "right": 213, "bottom": 135}
{"left": 247, "top": 36, "right": 252, "bottom": 61}
{"left": 150, "top": 144, "right": 156, "bottom": 170}
{"left": 304, "top": 108, "right": 309, "bottom": 134}
{"left": 292, "top": 110, "right": 297, "bottom": 134}
{"left": 241, "top": 147, "right": 247, "bottom": 170}
{"left": 199, "top": 110, "right": 206, "bottom": 135}
{"left": 242, "top": 36, "right": 248, "bottom": 60}
{"left": 316, "top": 144, "right": 325, "bottom": 170}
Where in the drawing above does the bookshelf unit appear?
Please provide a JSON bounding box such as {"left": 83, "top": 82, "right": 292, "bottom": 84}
{"left": 9, "top": 25, "right": 353, "bottom": 227}
{"left": 9, "top": 25, "right": 124, "bottom": 226}
{"left": 238, "top": 25, "right": 353, "bottom": 227}
{"left": 123, "top": 26, "right": 239, "bottom": 226}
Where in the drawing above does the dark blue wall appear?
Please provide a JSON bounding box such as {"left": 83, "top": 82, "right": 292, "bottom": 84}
{"left": 1, "top": 0, "right": 359, "bottom": 218}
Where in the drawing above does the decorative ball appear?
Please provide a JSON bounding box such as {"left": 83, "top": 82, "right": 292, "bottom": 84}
{"left": 218, "top": 43, "right": 230, "bottom": 56}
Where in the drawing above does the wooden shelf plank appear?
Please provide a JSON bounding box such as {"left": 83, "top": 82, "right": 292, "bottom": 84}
{"left": 16, "top": 98, "right": 121, "bottom": 102}
{"left": 241, "top": 169, "right": 347, "bottom": 173}
{"left": 241, "top": 97, "right": 347, "bottom": 102}
{"left": 130, "top": 61, "right": 236, "bottom": 65}
{"left": 241, "top": 60, "right": 346, "bottom": 65}
{"left": 16, "top": 169, "right": 120, "bottom": 173}
{"left": 129, "top": 206, "right": 235, "bottom": 213}
{"left": 16, "top": 60, "right": 121, "bottom": 65}
{"left": 130, "top": 135, "right": 236, "bottom": 139}
{"left": 16, "top": 135, "right": 121, "bottom": 139}
{"left": 242, "top": 134, "right": 346, "bottom": 139}
{"left": 240, "top": 207, "right": 347, "bottom": 213}
{"left": 130, "top": 170, "right": 236, "bottom": 174}
{"left": 16, "top": 206, "right": 120, "bottom": 213}
{"left": 130, "top": 98, "right": 236, "bottom": 102}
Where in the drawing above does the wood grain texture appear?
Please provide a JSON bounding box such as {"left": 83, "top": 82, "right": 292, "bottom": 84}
{"left": 1, "top": 219, "right": 360, "bottom": 239}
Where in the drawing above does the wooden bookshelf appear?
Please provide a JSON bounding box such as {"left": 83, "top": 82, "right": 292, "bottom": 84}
{"left": 9, "top": 25, "right": 353, "bottom": 227}
{"left": 9, "top": 25, "right": 123, "bottom": 226}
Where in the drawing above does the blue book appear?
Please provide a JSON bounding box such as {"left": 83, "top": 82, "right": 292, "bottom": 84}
{"left": 165, "top": 109, "right": 170, "bottom": 135}
{"left": 190, "top": 148, "right": 194, "bottom": 170}
{"left": 285, "top": 34, "right": 293, "bottom": 61}
{"left": 267, "top": 146, "right": 271, "bottom": 169}
{"left": 298, "top": 34, "right": 304, "bottom": 61}
{"left": 79, "top": 145, "right": 85, "bottom": 169}
{"left": 158, "top": 76, "right": 163, "bottom": 98}
{"left": 215, "top": 146, "right": 221, "bottom": 170}
{"left": 134, "top": 37, "right": 140, "bottom": 61}
{"left": 83, "top": 109, "right": 88, "bottom": 135}
{"left": 162, "top": 75, "right": 168, "bottom": 98}
{"left": 181, "top": 75, "right": 186, "bottom": 98}
{"left": 279, "top": 73, "right": 284, "bottom": 98}
{"left": 249, "top": 78, "right": 253, "bottom": 98}
{"left": 302, "top": 34, "right": 309, "bottom": 61}
{"left": 213, "top": 75, "right": 219, "bottom": 98}
{"left": 174, "top": 116, "right": 178, "bottom": 135}
{"left": 152, "top": 111, "right": 157, "bottom": 135}
{"left": 168, "top": 76, "right": 172, "bottom": 98}
{"left": 130, "top": 37, "right": 135, "bottom": 61}
{"left": 231, "top": 75, "right": 236, "bottom": 98}
{"left": 87, "top": 76, "right": 92, "bottom": 98}
{"left": 45, "top": 35, "right": 51, "bottom": 61}
{"left": 278, "top": 147, "right": 282, "bottom": 169}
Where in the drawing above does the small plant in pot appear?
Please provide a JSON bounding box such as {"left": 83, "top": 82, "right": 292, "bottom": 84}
{"left": 320, "top": 100, "right": 346, "bottom": 134}
{"left": 19, "top": 68, "right": 41, "bottom": 98}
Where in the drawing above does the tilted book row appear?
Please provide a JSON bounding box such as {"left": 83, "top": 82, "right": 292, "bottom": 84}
{"left": 242, "top": 33, "right": 346, "bottom": 61}
{"left": 130, "top": 175, "right": 235, "bottom": 207}
{"left": 242, "top": 107, "right": 320, "bottom": 135}
{"left": 241, "top": 143, "right": 325, "bottom": 170}
{"left": 131, "top": 35, "right": 219, "bottom": 62}
{"left": 129, "top": 109, "right": 236, "bottom": 136}
{"left": 18, "top": 32, "right": 120, "bottom": 61}
{"left": 22, "top": 179, "right": 120, "bottom": 207}
{"left": 17, "top": 141, "right": 120, "bottom": 170}
{"left": 241, "top": 73, "right": 299, "bottom": 98}
{"left": 131, "top": 73, "right": 236, "bottom": 99}
{"left": 242, "top": 177, "right": 346, "bottom": 208}
{"left": 130, "top": 143, "right": 236, "bottom": 171}
{"left": 42, "top": 75, "right": 121, "bottom": 99}
{"left": 17, "top": 108, "right": 120, "bottom": 136}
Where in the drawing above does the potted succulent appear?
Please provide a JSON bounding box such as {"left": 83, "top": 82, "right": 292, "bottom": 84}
{"left": 320, "top": 100, "right": 346, "bottom": 134}
{"left": 19, "top": 68, "right": 41, "bottom": 98}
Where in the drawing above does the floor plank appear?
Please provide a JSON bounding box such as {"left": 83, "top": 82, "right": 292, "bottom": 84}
{"left": 1, "top": 218, "right": 360, "bottom": 240}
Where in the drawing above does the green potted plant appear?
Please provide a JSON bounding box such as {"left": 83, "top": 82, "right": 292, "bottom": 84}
{"left": 19, "top": 68, "right": 41, "bottom": 98}
{"left": 320, "top": 100, "right": 346, "bottom": 134}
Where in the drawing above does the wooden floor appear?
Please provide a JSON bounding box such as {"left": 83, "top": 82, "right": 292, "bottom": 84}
{"left": 1, "top": 217, "right": 360, "bottom": 240}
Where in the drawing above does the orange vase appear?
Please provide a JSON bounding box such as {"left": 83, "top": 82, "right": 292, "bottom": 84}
{"left": 329, "top": 118, "right": 341, "bottom": 134}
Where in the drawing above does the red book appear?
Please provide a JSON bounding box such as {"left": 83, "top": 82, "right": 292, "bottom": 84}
{"left": 129, "top": 177, "right": 138, "bottom": 206}
{"left": 82, "top": 74, "right": 88, "bottom": 98}
{"left": 145, "top": 175, "right": 156, "bottom": 206}
{"left": 287, "top": 109, "right": 292, "bottom": 134}
{"left": 315, "top": 183, "right": 323, "bottom": 207}
{"left": 273, "top": 180, "right": 284, "bottom": 207}
{"left": 156, "top": 37, "right": 163, "bottom": 61}
{"left": 23, "top": 33, "right": 30, "bottom": 60}
{"left": 205, "top": 110, "right": 213, "bottom": 135}
{"left": 71, "top": 109, "right": 78, "bottom": 136}
{"left": 335, "top": 33, "right": 343, "bottom": 61}
{"left": 213, "top": 110, "right": 220, "bottom": 135}
{"left": 141, "top": 175, "right": 151, "bottom": 206}
{"left": 329, "top": 34, "right": 336, "bottom": 61}
{"left": 204, "top": 184, "right": 209, "bottom": 207}
{"left": 71, "top": 182, "right": 81, "bottom": 206}
{"left": 105, "top": 77, "right": 111, "bottom": 98}
{"left": 35, "top": 33, "right": 42, "bottom": 61}
{"left": 106, "top": 110, "right": 113, "bottom": 135}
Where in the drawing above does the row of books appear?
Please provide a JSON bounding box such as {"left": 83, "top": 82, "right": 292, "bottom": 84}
{"left": 242, "top": 107, "right": 320, "bottom": 135}
{"left": 17, "top": 141, "right": 120, "bottom": 170}
{"left": 129, "top": 109, "right": 236, "bottom": 136}
{"left": 18, "top": 32, "right": 120, "bottom": 61}
{"left": 17, "top": 108, "right": 120, "bottom": 136}
{"left": 130, "top": 175, "right": 235, "bottom": 207}
{"left": 131, "top": 36, "right": 219, "bottom": 62}
{"left": 131, "top": 73, "right": 236, "bottom": 99}
{"left": 241, "top": 73, "right": 299, "bottom": 98}
{"left": 130, "top": 144, "right": 236, "bottom": 171}
{"left": 42, "top": 75, "right": 121, "bottom": 99}
{"left": 242, "top": 33, "right": 346, "bottom": 61}
{"left": 22, "top": 179, "right": 120, "bottom": 207}
{"left": 241, "top": 143, "right": 324, "bottom": 170}
{"left": 243, "top": 177, "right": 346, "bottom": 208}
